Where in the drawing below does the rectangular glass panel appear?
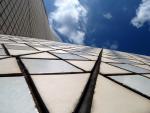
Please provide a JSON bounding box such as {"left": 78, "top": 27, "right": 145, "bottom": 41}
{"left": 91, "top": 75, "right": 150, "bottom": 113}
{"left": 22, "top": 59, "right": 83, "bottom": 74}
{"left": 110, "top": 75, "right": 150, "bottom": 96}
{"left": 0, "top": 77, "right": 37, "bottom": 113}
{"left": 110, "top": 63, "right": 150, "bottom": 73}
{"left": 31, "top": 74, "right": 90, "bottom": 113}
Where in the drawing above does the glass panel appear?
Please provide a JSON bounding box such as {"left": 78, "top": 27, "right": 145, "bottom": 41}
{"left": 50, "top": 50, "right": 68, "bottom": 53}
{"left": 0, "top": 58, "right": 21, "bottom": 74}
{"left": 110, "top": 63, "right": 150, "bottom": 73}
{"left": 113, "top": 58, "right": 137, "bottom": 64}
{"left": 143, "top": 74, "right": 150, "bottom": 79}
{"left": 100, "top": 63, "right": 130, "bottom": 74}
{"left": 78, "top": 54, "right": 98, "bottom": 60}
{"left": 8, "top": 49, "right": 38, "bottom": 55}
{"left": 102, "top": 57, "right": 119, "bottom": 63}
{"left": 34, "top": 47, "right": 53, "bottom": 51}
{"left": 110, "top": 75, "right": 150, "bottom": 96}
{"left": 5, "top": 44, "right": 34, "bottom": 50}
{"left": 21, "top": 52, "right": 58, "bottom": 59}
{"left": 22, "top": 59, "right": 83, "bottom": 74}
{"left": 0, "top": 77, "right": 37, "bottom": 113}
{"left": 91, "top": 75, "right": 150, "bottom": 113}
{"left": 67, "top": 60, "right": 95, "bottom": 71}
{"left": 134, "top": 64, "right": 150, "bottom": 71}
{"left": 53, "top": 53, "right": 87, "bottom": 60}
{"left": 31, "top": 73, "right": 90, "bottom": 113}
{"left": 0, "top": 49, "right": 6, "bottom": 55}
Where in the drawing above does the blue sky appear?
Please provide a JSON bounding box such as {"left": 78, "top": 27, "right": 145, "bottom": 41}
{"left": 44, "top": 0, "right": 150, "bottom": 55}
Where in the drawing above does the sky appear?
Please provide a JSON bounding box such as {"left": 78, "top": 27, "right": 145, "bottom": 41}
{"left": 44, "top": 0, "right": 150, "bottom": 56}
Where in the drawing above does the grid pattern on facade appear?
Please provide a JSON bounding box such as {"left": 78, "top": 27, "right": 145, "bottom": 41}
{"left": 0, "top": 0, "right": 30, "bottom": 36}
{"left": 0, "top": 34, "right": 149, "bottom": 113}
{"left": 0, "top": 0, "right": 56, "bottom": 40}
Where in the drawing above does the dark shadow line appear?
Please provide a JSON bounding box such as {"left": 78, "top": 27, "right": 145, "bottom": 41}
{"left": 73, "top": 49, "right": 103, "bottom": 113}
{"left": 16, "top": 56, "right": 50, "bottom": 113}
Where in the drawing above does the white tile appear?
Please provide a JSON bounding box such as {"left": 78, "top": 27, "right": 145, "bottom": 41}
{"left": 36, "top": 47, "right": 53, "bottom": 51}
{"left": 102, "top": 54, "right": 117, "bottom": 59}
{"left": 54, "top": 53, "right": 87, "bottom": 60}
{"left": 129, "top": 59, "right": 143, "bottom": 64}
{"left": 113, "top": 58, "right": 137, "bottom": 64}
{"left": 100, "top": 63, "right": 130, "bottom": 74}
{"left": 21, "top": 52, "right": 57, "bottom": 59}
{"left": 8, "top": 49, "right": 38, "bottom": 55}
{"left": 102, "top": 57, "right": 119, "bottom": 63}
{"left": 91, "top": 75, "right": 150, "bottom": 113}
{"left": 0, "top": 58, "right": 21, "bottom": 74}
{"left": 143, "top": 74, "right": 150, "bottom": 78}
{"left": 22, "top": 59, "right": 82, "bottom": 74}
{"left": 67, "top": 60, "right": 95, "bottom": 71}
{"left": 0, "top": 56, "right": 9, "bottom": 58}
{"left": 50, "top": 50, "right": 68, "bottom": 53}
{"left": 0, "top": 49, "right": 6, "bottom": 55}
{"left": 134, "top": 64, "right": 150, "bottom": 71}
{"left": 110, "top": 75, "right": 150, "bottom": 96}
{"left": 31, "top": 73, "right": 90, "bottom": 113}
{"left": 0, "top": 77, "right": 37, "bottom": 113}
{"left": 111, "top": 63, "right": 150, "bottom": 73}
{"left": 78, "top": 55, "right": 98, "bottom": 60}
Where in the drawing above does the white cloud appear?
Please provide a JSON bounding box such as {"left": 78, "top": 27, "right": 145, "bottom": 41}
{"left": 103, "top": 13, "right": 112, "bottom": 20}
{"left": 49, "top": 0, "right": 88, "bottom": 44}
{"left": 131, "top": 0, "right": 150, "bottom": 28}
{"left": 110, "top": 44, "right": 118, "bottom": 49}
{"left": 102, "top": 41, "right": 119, "bottom": 50}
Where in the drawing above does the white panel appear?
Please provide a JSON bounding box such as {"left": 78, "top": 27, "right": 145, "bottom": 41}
{"left": 22, "top": 59, "right": 82, "bottom": 74}
{"left": 91, "top": 75, "right": 150, "bottom": 113}
{"left": 0, "top": 77, "right": 37, "bottom": 113}
{"left": 100, "top": 62, "right": 130, "bottom": 74}
{"left": 21, "top": 52, "right": 57, "bottom": 59}
{"left": 110, "top": 75, "right": 150, "bottom": 96}
{"left": 8, "top": 49, "right": 38, "bottom": 55}
{"left": 31, "top": 74, "right": 90, "bottom": 113}
{"left": 111, "top": 63, "right": 150, "bottom": 73}
{"left": 68, "top": 60, "right": 95, "bottom": 71}
{"left": 0, "top": 58, "right": 21, "bottom": 74}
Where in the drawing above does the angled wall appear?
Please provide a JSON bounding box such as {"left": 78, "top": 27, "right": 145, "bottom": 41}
{"left": 0, "top": 0, "right": 57, "bottom": 40}
{"left": 0, "top": 34, "right": 149, "bottom": 113}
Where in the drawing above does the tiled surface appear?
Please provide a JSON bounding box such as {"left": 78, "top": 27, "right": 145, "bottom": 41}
{"left": 31, "top": 74, "right": 90, "bottom": 113}
{"left": 22, "top": 59, "right": 83, "bottom": 74}
{"left": 53, "top": 53, "right": 87, "bottom": 60}
{"left": 21, "top": 52, "right": 58, "bottom": 59}
{"left": 8, "top": 49, "right": 38, "bottom": 56}
{"left": 67, "top": 60, "right": 96, "bottom": 71}
{"left": 0, "top": 77, "right": 38, "bottom": 113}
{"left": 143, "top": 74, "right": 150, "bottom": 78}
{"left": 100, "top": 62, "right": 130, "bottom": 74}
{"left": 0, "top": 58, "right": 21, "bottom": 74}
{"left": 0, "top": 34, "right": 149, "bottom": 113}
{"left": 109, "top": 75, "right": 150, "bottom": 96}
{"left": 0, "top": 0, "right": 55, "bottom": 40}
{"left": 109, "top": 63, "right": 150, "bottom": 73}
{"left": 91, "top": 75, "right": 150, "bottom": 113}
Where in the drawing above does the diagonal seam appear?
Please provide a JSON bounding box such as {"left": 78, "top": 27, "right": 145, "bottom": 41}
{"left": 73, "top": 49, "right": 103, "bottom": 113}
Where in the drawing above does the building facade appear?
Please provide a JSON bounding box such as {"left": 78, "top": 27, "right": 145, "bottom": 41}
{"left": 0, "top": 0, "right": 56, "bottom": 40}
{"left": 0, "top": 34, "right": 149, "bottom": 113}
